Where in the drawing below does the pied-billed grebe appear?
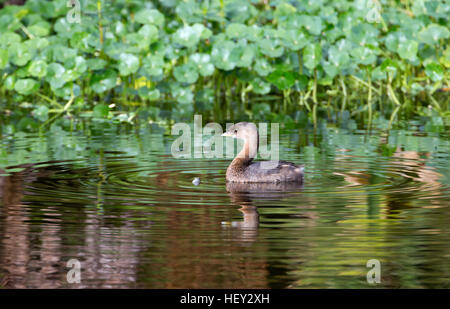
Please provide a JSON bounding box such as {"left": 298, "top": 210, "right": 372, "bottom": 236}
{"left": 222, "top": 122, "right": 304, "bottom": 183}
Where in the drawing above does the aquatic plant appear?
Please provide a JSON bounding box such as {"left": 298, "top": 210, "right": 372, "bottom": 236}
{"left": 0, "top": 0, "right": 448, "bottom": 130}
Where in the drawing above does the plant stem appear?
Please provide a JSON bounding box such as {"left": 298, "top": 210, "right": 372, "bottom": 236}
{"left": 367, "top": 69, "right": 373, "bottom": 128}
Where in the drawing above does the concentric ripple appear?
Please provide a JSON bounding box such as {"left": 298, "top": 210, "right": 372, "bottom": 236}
{"left": 0, "top": 128, "right": 449, "bottom": 288}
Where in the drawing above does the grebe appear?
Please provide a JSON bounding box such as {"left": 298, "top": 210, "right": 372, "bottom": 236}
{"left": 222, "top": 122, "right": 303, "bottom": 183}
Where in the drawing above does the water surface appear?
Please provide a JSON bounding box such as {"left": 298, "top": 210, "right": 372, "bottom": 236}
{"left": 0, "top": 120, "right": 449, "bottom": 288}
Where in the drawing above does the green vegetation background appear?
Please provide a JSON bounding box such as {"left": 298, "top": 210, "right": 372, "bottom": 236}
{"left": 0, "top": 0, "right": 449, "bottom": 132}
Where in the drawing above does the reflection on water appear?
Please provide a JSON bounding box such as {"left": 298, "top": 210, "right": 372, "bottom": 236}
{"left": 0, "top": 123, "right": 449, "bottom": 288}
{"left": 224, "top": 182, "right": 304, "bottom": 242}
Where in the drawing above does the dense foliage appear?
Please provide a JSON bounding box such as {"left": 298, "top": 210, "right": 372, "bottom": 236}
{"left": 0, "top": 0, "right": 449, "bottom": 130}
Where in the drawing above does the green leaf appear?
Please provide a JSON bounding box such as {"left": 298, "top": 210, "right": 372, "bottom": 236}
{"left": 258, "top": 39, "right": 284, "bottom": 58}
{"left": 327, "top": 45, "right": 350, "bottom": 68}
{"left": 53, "top": 83, "right": 80, "bottom": 98}
{"left": 0, "top": 49, "right": 8, "bottom": 69}
{"left": 425, "top": 62, "right": 444, "bottom": 82}
{"left": 28, "top": 60, "right": 48, "bottom": 78}
{"left": 1, "top": 32, "right": 22, "bottom": 47}
{"left": 211, "top": 40, "right": 237, "bottom": 71}
{"left": 142, "top": 54, "right": 165, "bottom": 76}
{"left": 418, "top": 24, "right": 450, "bottom": 46}
{"left": 118, "top": 53, "right": 140, "bottom": 76}
{"left": 303, "top": 44, "right": 322, "bottom": 70}
{"left": 90, "top": 69, "right": 118, "bottom": 93}
{"left": 380, "top": 59, "right": 398, "bottom": 77}
{"left": 397, "top": 40, "right": 418, "bottom": 61}
{"left": 138, "top": 24, "right": 159, "bottom": 44}
{"left": 32, "top": 105, "right": 49, "bottom": 122}
{"left": 86, "top": 58, "right": 107, "bottom": 71}
{"left": 174, "top": 63, "right": 199, "bottom": 84}
{"left": 173, "top": 23, "right": 207, "bottom": 48}
{"left": 171, "top": 84, "right": 194, "bottom": 104}
{"left": 189, "top": 53, "right": 215, "bottom": 76}
{"left": 93, "top": 104, "right": 109, "bottom": 118}
{"left": 250, "top": 78, "right": 271, "bottom": 95}
{"left": 138, "top": 87, "right": 161, "bottom": 102}
{"left": 46, "top": 62, "right": 66, "bottom": 89}
{"left": 279, "top": 29, "right": 308, "bottom": 51}
{"left": 8, "top": 42, "right": 31, "bottom": 66}
{"left": 26, "top": 37, "right": 49, "bottom": 50}
{"left": 148, "top": 89, "right": 160, "bottom": 101}
{"left": 301, "top": 15, "right": 323, "bottom": 35}
{"left": 70, "top": 31, "right": 94, "bottom": 52}
{"left": 254, "top": 58, "right": 274, "bottom": 76}
{"left": 4, "top": 75, "right": 15, "bottom": 90}
{"left": 226, "top": 23, "right": 248, "bottom": 39}
{"left": 351, "top": 46, "right": 377, "bottom": 65}
{"left": 52, "top": 46, "right": 77, "bottom": 63}
{"left": 28, "top": 21, "right": 50, "bottom": 37}
{"left": 14, "top": 78, "right": 39, "bottom": 95}
{"left": 134, "top": 9, "right": 165, "bottom": 26}
{"left": 266, "top": 70, "right": 296, "bottom": 90}
{"left": 230, "top": 44, "right": 255, "bottom": 67}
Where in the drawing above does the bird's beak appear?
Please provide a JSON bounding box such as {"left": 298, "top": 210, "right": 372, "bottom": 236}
{"left": 221, "top": 132, "right": 232, "bottom": 137}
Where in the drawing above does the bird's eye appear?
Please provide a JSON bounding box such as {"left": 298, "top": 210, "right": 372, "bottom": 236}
{"left": 234, "top": 130, "right": 237, "bottom": 134}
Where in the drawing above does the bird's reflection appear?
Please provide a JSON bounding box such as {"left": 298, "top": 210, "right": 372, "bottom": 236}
{"left": 224, "top": 182, "right": 304, "bottom": 242}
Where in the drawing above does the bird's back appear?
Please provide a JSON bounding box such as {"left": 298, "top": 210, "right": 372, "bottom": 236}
{"left": 226, "top": 160, "right": 304, "bottom": 183}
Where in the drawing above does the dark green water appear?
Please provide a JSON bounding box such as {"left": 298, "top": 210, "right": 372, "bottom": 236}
{"left": 0, "top": 119, "right": 449, "bottom": 288}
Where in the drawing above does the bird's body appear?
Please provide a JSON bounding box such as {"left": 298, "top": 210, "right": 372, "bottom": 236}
{"left": 222, "top": 122, "right": 303, "bottom": 183}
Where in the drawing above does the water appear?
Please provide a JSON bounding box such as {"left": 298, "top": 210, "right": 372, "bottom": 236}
{"left": 0, "top": 120, "right": 449, "bottom": 288}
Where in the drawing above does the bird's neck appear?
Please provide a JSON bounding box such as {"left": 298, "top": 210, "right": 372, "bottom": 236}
{"left": 233, "top": 136, "right": 258, "bottom": 165}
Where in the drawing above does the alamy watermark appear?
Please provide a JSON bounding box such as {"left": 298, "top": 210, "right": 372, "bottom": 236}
{"left": 365, "top": 0, "right": 382, "bottom": 23}
{"left": 66, "top": 258, "right": 81, "bottom": 283}
{"left": 67, "top": 0, "right": 81, "bottom": 24}
{"left": 171, "top": 115, "right": 280, "bottom": 169}
{"left": 366, "top": 259, "right": 381, "bottom": 284}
